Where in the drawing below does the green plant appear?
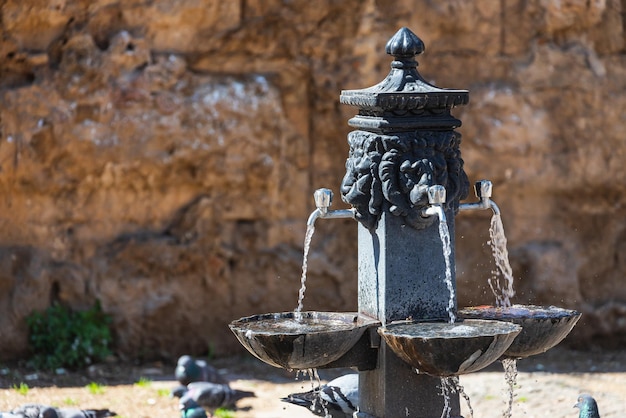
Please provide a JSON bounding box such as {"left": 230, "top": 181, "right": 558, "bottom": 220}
{"left": 26, "top": 301, "right": 112, "bottom": 370}
{"left": 134, "top": 377, "right": 152, "bottom": 388}
{"left": 86, "top": 382, "right": 105, "bottom": 395}
{"left": 156, "top": 388, "right": 171, "bottom": 397}
{"left": 12, "top": 382, "right": 29, "bottom": 395}
{"left": 206, "top": 342, "right": 216, "bottom": 360}
{"left": 63, "top": 398, "right": 78, "bottom": 406}
{"left": 214, "top": 408, "right": 235, "bottom": 418}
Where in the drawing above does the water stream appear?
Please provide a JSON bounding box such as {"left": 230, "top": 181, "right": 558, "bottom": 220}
{"left": 439, "top": 376, "right": 474, "bottom": 418}
{"left": 451, "top": 376, "right": 474, "bottom": 418}
{"left": 435, "top": 209, "right": 456, "bottom": 323}
{"left": 439, "top": 377, "right": 454, "bottom": 418}
{"left": 488, "top": 215, "right": 519, "bottom": 417}
{"left": 295, "top": 225, "right": 315, "bottom": 321}
{"left": 488, "top": 213, "right": 515, "bottom": 307}
{"left": 501, "top": 358, "right": 518, "bottom": 418}
{"left": 296, "top": 368, "right": 326, "bottom": 416}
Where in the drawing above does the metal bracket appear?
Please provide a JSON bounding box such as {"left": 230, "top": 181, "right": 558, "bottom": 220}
{"left": 318, "top": 321, "right": 381, "bottom": 371}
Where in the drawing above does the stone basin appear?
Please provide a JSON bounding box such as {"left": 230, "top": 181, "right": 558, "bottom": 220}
{"left": 378, "top": 319, "right": 521, "bottom": 376}
{"left": 458, "top": 304, "right": 581, "bottom": 359}
{"left": 229, "top": 311, "right": 380, "bottom": 370}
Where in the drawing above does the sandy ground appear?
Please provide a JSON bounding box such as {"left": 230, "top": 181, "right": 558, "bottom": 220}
{"left": 0, "top": 347, "right": 624, "bottom": 418}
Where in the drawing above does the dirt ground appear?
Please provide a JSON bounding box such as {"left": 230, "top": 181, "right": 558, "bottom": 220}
{"left": 1, "top": 347, "right": 624, "bottom": 418}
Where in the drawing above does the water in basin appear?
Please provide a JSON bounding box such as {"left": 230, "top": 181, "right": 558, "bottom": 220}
{"left": 387, "top": 321, "right": 516, "bottom": 339}
{"left": 460, "top": 304, "right": 577, "bottom": 320}
{"left": 236, "top": 315, "right": 359, "bottom": 334}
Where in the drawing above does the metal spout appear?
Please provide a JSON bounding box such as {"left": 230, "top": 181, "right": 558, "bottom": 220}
{"left": 421, "top": 185, "right": 446, "bottom": 218}
{"left": 459, "top": 180, "right": 501, "bottom": 216}
{"left": 307, "top": 188, "right": 356, "bottom": 227}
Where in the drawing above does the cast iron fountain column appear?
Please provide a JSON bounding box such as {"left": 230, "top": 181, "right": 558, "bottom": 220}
{"left": 340, "top": 27, "right": 470, "bottom": 417}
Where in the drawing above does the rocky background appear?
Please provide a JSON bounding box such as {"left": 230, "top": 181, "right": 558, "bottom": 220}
{"left": 0, "top": 0, "right": 625, "bottom": 361}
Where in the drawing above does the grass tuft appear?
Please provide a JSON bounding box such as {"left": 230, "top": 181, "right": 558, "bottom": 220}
{"left": 86, "top": 382, "right": 105, "bottom": 395}
{"left": 134, "top": 377, "right": 152, "bottom": 388}
{"left": 12, "top": 382, "right": 29, "bottom": 395}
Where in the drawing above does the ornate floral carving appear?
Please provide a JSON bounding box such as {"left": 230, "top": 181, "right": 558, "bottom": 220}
{"left": 340, "top": 130, "right": 469, "bottom": 230}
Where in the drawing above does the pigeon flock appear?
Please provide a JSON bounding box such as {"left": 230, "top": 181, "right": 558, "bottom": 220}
{"left": 173, "top": 355, "right": 361, "bottom": 417}
{"left": 1, "top": 356, "right": 600, "bottom": 417}
{"left": 171, "top": 355, "right": 255, "bottom": 417}
{"left": 0, "top": 354, "right": 253, "bottom": 418}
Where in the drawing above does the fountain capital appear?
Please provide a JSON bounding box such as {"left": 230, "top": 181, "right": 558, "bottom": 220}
{"left": 339, "top": 27, "right": 471, "bottom": 231}
{"left": 340, "top": 27, "right": 469, "bottom": 131}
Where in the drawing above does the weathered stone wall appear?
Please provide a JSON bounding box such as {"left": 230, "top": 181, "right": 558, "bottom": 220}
{"left": 0, "top": 0, "right": 624, "bottom": 360}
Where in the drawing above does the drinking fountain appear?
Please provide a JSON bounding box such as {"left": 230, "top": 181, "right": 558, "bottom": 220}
{"left": 230, "top": 27, "right": 580, "bottom": 417}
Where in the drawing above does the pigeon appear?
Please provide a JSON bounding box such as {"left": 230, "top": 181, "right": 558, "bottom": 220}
{"left": 179, "top": 405, "right": 207, "bottom": 418}
{"left": 172, "top": 381, "right": 255, "bottom": 415}
{"left": 574, "top": 394, "right": 600, "bottom": 418}
{"left": 8, "top": 404, "right": 116, "bottom": 418}
{"left": 175, "top": 355, "right": 226, "bottom": 385}
{"left": 40, "top": 408, "right": 116, "bottom": 418}
{"left": 281, "top": 373, "right": 359, "bottom": 418}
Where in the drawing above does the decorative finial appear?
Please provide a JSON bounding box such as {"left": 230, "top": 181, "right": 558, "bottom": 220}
{"left": 385, "top": 27, "right": 424, "bottom": 63}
